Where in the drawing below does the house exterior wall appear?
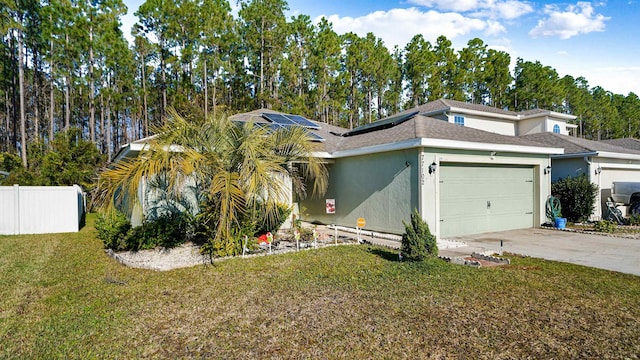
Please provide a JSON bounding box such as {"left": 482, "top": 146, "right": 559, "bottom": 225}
{"left": 551, "top": 156, "right": 640, "bottom": 219}
{"left": 551, "top": 157, "right": 588, "bottom": 181}
{"left": 449, "top": 112, "right": 516, "bottom": 135}
{"left": 301, "top": 146, "right": 551, "bottom": 238}
{"left": 517, "top": 118, "right": 544, "bottom": 136}
{"left": 420, "top": 149, "right": 550, "bottom": 238}
{"left": 300, "top": 149, "right": 419, "bottom": 234}
{"left": 517, "top": 116, "right": 570, "bottom": 136}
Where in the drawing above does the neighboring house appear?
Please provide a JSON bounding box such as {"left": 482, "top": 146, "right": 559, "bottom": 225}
{"left": 522, "top": 133, "right": 640, "bottom": 219}
{"left": 410, "top": 99, "right": 578, "bottom": 136}
{"left": 115, "top": 99, "right": 582, "bottom": 239}
{"left": 601, "top": 137, "right": 640, "bottom": 151}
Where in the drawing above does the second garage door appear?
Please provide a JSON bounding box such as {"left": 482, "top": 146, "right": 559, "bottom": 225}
{"left": 439, "top": 164, "right": 535, "bottom": 238}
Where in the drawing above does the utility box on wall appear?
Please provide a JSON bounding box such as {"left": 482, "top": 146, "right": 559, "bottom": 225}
{"left": 0, "top": 185, "right": 85, "bottom": 235}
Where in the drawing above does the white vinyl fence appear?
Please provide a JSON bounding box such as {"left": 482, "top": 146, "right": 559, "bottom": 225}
{"left": 0, "top": 185, "right": 85, "bottom": 235}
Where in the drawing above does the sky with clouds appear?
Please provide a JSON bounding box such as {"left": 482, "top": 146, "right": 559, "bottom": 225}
{"left": 121, "top": 0, "right": 640, "bottom": 96}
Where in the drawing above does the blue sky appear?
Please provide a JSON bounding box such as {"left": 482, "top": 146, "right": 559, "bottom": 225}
{"left": 121, "top": 0, "right": 640, "bottom": 96}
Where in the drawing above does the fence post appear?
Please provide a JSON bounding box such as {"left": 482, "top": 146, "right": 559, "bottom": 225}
{"left": 13, "top": 184, "right": 20, "bottom": 235}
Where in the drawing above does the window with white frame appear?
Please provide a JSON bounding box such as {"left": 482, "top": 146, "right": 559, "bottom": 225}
{"left": 454, "top": 115, "right": 465, "bottom": 126}
{"left": 553, "top": 124, "right": 560, "bottom": 134}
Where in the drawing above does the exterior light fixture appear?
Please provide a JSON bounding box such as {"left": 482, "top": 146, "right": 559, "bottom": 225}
{"left": 428, "top": 162, "right": 437, "bottom": 174}
{"left": 595, "top": 166, "right": 602, "bottom": 175}
{"left": 544, "top": 165, "right": 552, "bottom": 175}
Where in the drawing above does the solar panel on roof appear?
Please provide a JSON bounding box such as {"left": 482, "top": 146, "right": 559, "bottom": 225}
{"left": 262, "top": 113, "right": 321, "bottom": 130}
{"left": 262, "top": 113, "right": 296, "bottom": 125}
{"left": 288, "top": 115, "right": 321, "bottom": 129}
{"left": 305, "top": 131, "right": 325, "bottom": 142}
{"left": 342, "top": 110, "right": 419, "bottom": 137}
{"left": 254, "top": 121, "right": 325, "bottom": 142}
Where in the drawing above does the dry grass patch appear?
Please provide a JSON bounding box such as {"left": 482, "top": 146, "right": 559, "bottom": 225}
{"left": 1, "top": 215, "right": 639, "bottom": 358}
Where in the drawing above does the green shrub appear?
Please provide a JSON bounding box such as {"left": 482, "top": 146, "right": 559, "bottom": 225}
{"left": 628, "top": 213, "right": 640, "bottom": 226}
{"left": 594, "top": 220, "right": 616, "bottom": 233}
{"left": 125, "top": 214, "right": 196, "bottom": 251}
{"left": 254, "top": 203, "right": 292, "bottom": 235}
{"left": 401, "top": 209, "right": 438, "bottom": 261}
{"left": 551, "top": 175, "right": 598, "bottom": 222}
{"left": 97, "top": 210, "right": 204, "bottom": 251}
{"left": 95, "top": 210, "right": 132, "bottom": 251}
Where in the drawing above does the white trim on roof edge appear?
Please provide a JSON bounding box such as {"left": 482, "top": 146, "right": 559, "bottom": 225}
{"left": 552, "top": 151, "right": 640, "bottom": 161}
{"left": 421, "top": 106, "right": 576, "bottom": 122}
{"left": 111, "top": 142, "right": 148, "bottom": 164}
{"left": 519, "top": 111, "right": 576, "bottom": 121}
{"left": 421, "top": 107, "right": 518, "bottom": 121}
{"left": 329, "top": 138, "right": 563, "bottom": 158}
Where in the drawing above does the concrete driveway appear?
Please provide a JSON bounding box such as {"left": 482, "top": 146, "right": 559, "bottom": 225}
{"left": 440, "top": 228, "right": 640, "bottom": 276}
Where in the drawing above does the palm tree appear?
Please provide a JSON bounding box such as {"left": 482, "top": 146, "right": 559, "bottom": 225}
{"left": 96, "top": 108, "right": 328, "bottom": 255}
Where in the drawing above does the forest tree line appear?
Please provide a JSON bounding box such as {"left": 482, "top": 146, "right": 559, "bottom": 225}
{"left": 2, "top": 0, "right": 640, "bottom": 169}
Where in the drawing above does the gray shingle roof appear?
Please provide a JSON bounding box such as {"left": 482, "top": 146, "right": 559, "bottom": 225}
{"left": 601, "top": 138, "right": 640, "bottom": 151}
{"left": 334, "top": 114, "right": 554, "bottom": 152}
{"left": 520, "top": 133, "right": 640, "bottom": 155}
{"left": 405, "top": 98, "right": 574, "bottom": 120}
{"left": 229, "top": 104, "right": 567, "bottom": 157}
{"left": 410, "top": 98, "right": 517, "bottom": 117}
{"left": 229, "top": 108, "right": 345, "bottom": 154}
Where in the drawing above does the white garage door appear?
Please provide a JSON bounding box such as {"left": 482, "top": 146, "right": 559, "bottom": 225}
{"left": 440, "top": 164, "right": 535, "bottom": 238}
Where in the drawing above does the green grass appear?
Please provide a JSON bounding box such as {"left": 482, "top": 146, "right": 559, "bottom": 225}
{"left": 1, "top": 214, "right": 639, "bottom": 359}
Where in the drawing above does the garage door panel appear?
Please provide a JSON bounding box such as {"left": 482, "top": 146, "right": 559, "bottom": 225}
{"left": 440, "top": 165, "right": 534, "bottom": 238}
{"left": 600, "top": 170, "right": 640, "bottom": 190}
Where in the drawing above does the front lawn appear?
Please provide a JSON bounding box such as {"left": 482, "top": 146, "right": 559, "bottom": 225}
{"left": 1, "top": 214, "right": 639, "bottom": 358}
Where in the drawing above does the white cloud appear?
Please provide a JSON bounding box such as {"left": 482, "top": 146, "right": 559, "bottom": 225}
{"left": 408, "top": 0, "right": 481, "bottom": 12}
{"left": 491, "top": 1, "right": 535, "bottom": 19}
{"left": 485, "top": 20, "right": 507, "bottom": 35}
{"left": 589, "top": 66, "right": 640, "bottom": 95}
{"left": 318, "top": 7, "right": 492, "bottom": 48}
{"left": 529, "top": 2, "right": 610, "bottom": 39}
{"left": 407, "top": 0, "right": 533, "bottom": 19}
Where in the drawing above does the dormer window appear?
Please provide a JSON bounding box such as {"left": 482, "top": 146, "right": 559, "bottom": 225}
{"left": 553, "top": 124, "right": 560, "bottom": 134}
{"left": 454, "top": 115, "right": 465, "bottom": 126}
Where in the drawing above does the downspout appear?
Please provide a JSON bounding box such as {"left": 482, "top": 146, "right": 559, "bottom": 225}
{"left": 584, "top": 156, "right": 592, "bottom": 177}
{"left": 584, "top": 155, "right": 600, "bottom": 220}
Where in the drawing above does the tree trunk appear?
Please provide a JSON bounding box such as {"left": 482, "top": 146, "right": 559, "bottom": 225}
{"left": 100, "top": 93, "right": 105, "bottom": 152}
{"left": 260, "top": 16, "right": 265, "bottom": 108}
{"left": 106, "top": 94, "right": 111, "bottom": 160}
{"left": 5, "top": 91, "right": 10, "bottom": 151}
{"left": 212, "top": 72, "right": 217, "bottom": 119}
{"left": 49, "top": 38, "right": 55, "bottom": 145}
{"left": 161, "top": 44, "right": 167, "bottom": 119}
{"left": 18, "top": 29, "right": 27, "bottom": 167}
{"left": 89, "top": 25, "right": 95, "bottom": 143}
{"left": 11, "top": 34, "right": 18, "bottom": 152}
{"left": 203, "top": 58, "right": 208, "bottom": 118}
{"left": 64, "top": 33, "right": 70, "bottom": 131}
{"left": 33, "top": 48, "right": 39, "bottom": 141}
{"left": 141, "top": 54, "right": 148, "bottom": 137}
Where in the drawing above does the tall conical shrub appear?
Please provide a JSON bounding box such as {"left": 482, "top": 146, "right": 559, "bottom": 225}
{"left": 401, "top": 209, "right": 438, "bottom": 261}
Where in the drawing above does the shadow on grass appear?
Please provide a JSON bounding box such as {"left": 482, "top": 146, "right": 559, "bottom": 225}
{"left": 368, "top": 247, "right": 401, "bottom": 262}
